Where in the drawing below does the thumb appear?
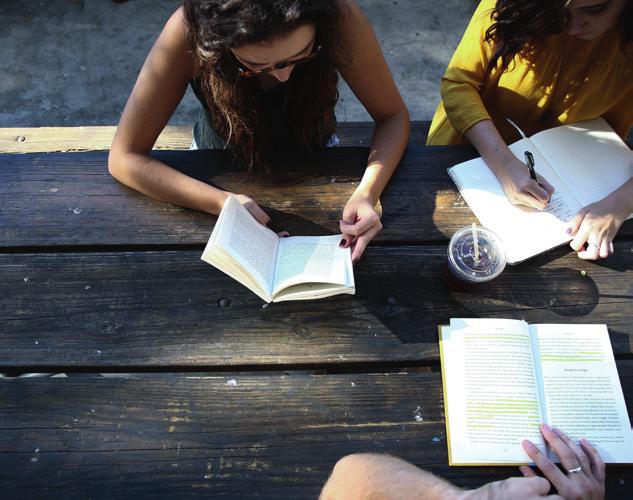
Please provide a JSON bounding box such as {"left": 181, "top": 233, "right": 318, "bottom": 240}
{"left": 246, "top": 202, "right": 271, "bottom": 226}
{"left": 523, "top": 476, "right": 551, "bottom": 496}
{"left": 567, "top": 209, "right": 587, "bottom": 236}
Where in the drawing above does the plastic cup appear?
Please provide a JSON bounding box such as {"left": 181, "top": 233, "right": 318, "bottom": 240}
{"left": 447, "top": 226, "right": 506, "bottom": 283}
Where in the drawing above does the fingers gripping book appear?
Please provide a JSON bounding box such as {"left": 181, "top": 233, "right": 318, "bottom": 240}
{"left": 201, "top": 195, "right": 355, "bottom": 303}
{"left": 440, "top": 319, "right": 633, "bottom": 466}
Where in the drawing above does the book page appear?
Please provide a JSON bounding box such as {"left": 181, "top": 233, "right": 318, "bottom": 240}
{"left": 448, "top": 138, "right": 580, "bottom": 264}
{"left": 532, "top": 324, "right": 633, "bottom": 463}
{"left": 531, "top": 118, "right": 633, "bottom": 209}
{"left": 272, "top": 235, "right": 349, "bottom": 296}
{"left": 441, "top": 318, "right": 546, "bottom": 464}
{"left": 211, "top": 196, "right": 279, "bottom": 296}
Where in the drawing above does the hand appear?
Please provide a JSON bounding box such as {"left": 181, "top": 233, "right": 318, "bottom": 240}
{"left": 521, "top": 424, "right": 605, "bottom": 500}
{"left": 339, "top": 193, "right": 382, "bottom": 263}
{"left": 496, "top": 157, "right": 555, "bottom": 210}
{"left": 231, "top": 193, "right": 271, "bottom": 226}
{"left": 568, "top": 196, "right": 628, "bottom": 260}
{"left": 461, "top": 476, "right": 560, "bottom": 500}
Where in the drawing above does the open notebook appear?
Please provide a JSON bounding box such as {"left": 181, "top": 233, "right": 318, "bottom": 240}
{"left": 448, "top": 118, "right": 633, "bottom": 264}
{"left": 440, "top": 318, "right": 633, "bottom": 466}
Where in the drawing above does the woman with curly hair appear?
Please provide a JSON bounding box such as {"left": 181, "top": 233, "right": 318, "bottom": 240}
{"left": 428, "top": 0, "right": 633, "bottom": 260}
{"left": 109, "top": 0, "right": 409, "bottom": 262}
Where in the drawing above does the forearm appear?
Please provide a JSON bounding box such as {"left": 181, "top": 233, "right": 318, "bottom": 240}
{"left": 108, "top": 151, "right": 229, "bottom": 215}
{"left": 464, "top": 120, "right": 516, "bottom": 178}
{"left": 320, "top": 454, "right": 463, "bottom": 500}
{"left": 354, "top": 111, "right": 409, "bottom": 205}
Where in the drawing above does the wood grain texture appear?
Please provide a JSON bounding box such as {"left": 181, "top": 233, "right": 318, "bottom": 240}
{"left": 0, "top": 146, "right": 476, "bottom": 247}
{"left": 0, "top": 125, "right": 194, "bottom": 153}
{"left": 2, "top": 244, "right": 631, "bottom": 369}
{"left": 1, "top": 371, "right": 632, "bottom": 499}
{"left": 4, "top": 147, "right": 632, "bottom": 248}
{"left": 0, "top": 122, "right": 430, "bottom": 153}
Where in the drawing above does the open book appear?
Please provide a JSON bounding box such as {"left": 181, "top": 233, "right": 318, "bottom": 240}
{"left": 448, "top": 118, "right": 633, "bottom": 264}
{"left": 201, "top": 195, "right": 355, "bottom": 302}
{"left": 440, "top": 318, "right": 633, "bottom": 465}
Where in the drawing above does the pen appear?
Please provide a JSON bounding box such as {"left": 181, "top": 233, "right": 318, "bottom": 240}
{"left": 524, "top": 150, "right": 538, "bottom": 182}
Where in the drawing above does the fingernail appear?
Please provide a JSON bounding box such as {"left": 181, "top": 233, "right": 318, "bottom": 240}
{"left": 339, "top": 239, "right": 346, "bottom": 247}
{"left": 522, "top": 439, "right": 535, "bottom": 450}
{"left": 283, "top": 234, "right": 289, "bottom": 238}
{"left": 541, "top": 423, "right": 550, "bottom": 431}
{"left": 566, "top": 227, "right": 572, "bottom": 234}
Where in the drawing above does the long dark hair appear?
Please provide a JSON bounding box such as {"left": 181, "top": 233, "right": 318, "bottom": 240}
{"left": 183, "top": 0, "right": 349, "bottom": 170}
{"left": 484, "top": 0, "right": 633, "bottom": 75}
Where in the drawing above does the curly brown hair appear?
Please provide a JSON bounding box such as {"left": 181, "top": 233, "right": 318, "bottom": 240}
{"left": 484, "top": 0, "right": 633, "bottom": 75}
{"left": 183, "top": 0, "right": 350, "bottom": 170}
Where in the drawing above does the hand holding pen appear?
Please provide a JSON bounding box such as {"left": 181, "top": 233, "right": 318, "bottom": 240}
{"left": 507, "top": 149, "right": 555, "bottom": 210}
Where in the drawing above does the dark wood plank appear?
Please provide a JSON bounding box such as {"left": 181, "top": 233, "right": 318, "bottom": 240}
{"left": 2, "top": 243, "right": 631, "bottom": 369}
{"left": 3, "top": 147, "right": 632, "bottom": 248}
{"left": 335, "top": 120, "right": 429, "bottom": 147}
{"left": 1, "top": 370, "right": 632, "bottom": 499}
{"left": 0, "top": 146, "right": 461, "bottom": 247}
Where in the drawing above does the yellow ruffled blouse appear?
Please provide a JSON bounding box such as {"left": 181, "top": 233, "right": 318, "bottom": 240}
{"left": 427, "top": 0, "right": 633, "bottom": 145}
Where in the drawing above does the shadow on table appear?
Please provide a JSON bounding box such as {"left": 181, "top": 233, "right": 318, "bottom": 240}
{"left": 356, "top": 264, "right": 601, "bottom": 345}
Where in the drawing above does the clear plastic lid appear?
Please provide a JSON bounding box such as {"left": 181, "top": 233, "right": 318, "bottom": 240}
{"left": 447, "top": 226, "right": 506, "bottom": 283}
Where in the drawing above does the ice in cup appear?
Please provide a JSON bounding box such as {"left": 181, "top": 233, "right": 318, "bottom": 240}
{"left": 447, "top": 225, "right": 506, "bottom": 283}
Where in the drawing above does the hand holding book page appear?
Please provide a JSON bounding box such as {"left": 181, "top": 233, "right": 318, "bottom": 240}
{"left": 440, "top": 318, "right": 633, "bottom": 466}
{"left": 531, "top": 324, "right": 633, "bottom": 463}
{"left": 201, "top": 196, "right": 354, "bottom": 302}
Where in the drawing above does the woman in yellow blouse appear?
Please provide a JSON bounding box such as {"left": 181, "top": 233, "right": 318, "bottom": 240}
{"left": 428, "top": 0, "right": 633, "bottom": 260}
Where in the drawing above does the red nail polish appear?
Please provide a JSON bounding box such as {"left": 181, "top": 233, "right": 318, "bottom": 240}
{"left": 339, "top": 239, "right": 346, "bottom": 247}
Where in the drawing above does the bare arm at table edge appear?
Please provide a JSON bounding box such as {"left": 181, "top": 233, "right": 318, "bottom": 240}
{"left": 336, "top": 0, "right": 409, "bottom": 259}
{"left": 339, "top": 0, "right": 409, "bottom": 207}
{"left": 108, "top": 7, "right": 229, "bottom": 216}
{"left": 319, "top": 453, "right": 559, "bottom": 500}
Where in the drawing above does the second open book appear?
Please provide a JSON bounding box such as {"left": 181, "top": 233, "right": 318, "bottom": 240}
{"left": 440, "top": 319, "right": 633, "bottom": 466}
{"left": 201, "top": 195, "right": 355, "bottom": 302}
{"left": 448, "top": 118, "right": 633, "bottom": 264}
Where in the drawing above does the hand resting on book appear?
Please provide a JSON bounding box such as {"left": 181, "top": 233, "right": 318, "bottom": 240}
{"left": 521, "top": 423, "right": 605, "bottom": 500}
{"left": 567, "top": 178, "right": 633, "bottom": 260}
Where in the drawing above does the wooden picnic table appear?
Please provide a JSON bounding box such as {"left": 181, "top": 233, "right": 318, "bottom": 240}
{"left": 1, "top": 123, "right": 632, "bottom": 498}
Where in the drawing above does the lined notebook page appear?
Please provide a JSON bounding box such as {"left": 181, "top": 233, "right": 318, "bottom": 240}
{"left": 531, "top": 118, "right": 633, "bottom": 208}
{"left": 448, "top": 138, "right": 580, "bottom": 263}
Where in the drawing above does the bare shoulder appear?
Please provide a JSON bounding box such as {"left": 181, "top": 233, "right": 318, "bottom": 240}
{"left": 160, "top": 6, "right": 191, "bottom": 52}
{"left": 149, "top": 6, "right": 195, "bottom": 78}
{"left": 335, "top": 0, "right": 379, "bottom": 56}
{"left": 337, "top": 0, "right": 369, "bottom": 34}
